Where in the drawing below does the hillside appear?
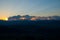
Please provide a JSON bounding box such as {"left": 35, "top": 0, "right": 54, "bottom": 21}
{"left": 0, "top": 20, "right": 60, "bottom": 40}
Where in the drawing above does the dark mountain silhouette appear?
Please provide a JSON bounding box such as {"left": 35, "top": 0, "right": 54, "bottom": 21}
{"left": 0, "top": 20, "right": 60, "bottom": 40}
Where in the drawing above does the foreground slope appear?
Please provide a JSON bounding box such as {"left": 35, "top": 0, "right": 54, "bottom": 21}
{"left": 0, "top": 20, "right": 60, "bottom": 40}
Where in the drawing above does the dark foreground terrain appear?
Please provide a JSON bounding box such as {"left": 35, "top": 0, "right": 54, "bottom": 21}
{"left": 0, "top": 20, "right": 60, "bottom": 40}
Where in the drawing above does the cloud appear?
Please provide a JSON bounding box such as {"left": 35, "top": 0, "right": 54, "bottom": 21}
{"left": 8, "top": 15, "right": 60, "bottom": 21}
{"left": 8, "top": 15, "right": 32, "bottom": 20}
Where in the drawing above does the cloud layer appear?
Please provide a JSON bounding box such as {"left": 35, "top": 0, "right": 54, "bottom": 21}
{"left": 8, "top": 15, "right": 60, "bottom": 21}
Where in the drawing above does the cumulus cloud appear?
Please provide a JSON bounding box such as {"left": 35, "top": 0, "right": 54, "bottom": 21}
{"left": 8, "top": 15, "right": 60, "bottom": 21}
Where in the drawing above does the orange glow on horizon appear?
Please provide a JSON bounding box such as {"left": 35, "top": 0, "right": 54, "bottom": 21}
{"left": 30, "top": 18, "right": 36, "bottom": 20}
{"left": 0, "top": 17, "right": 8, "bottom": 21}
{"left": 20, "top": 17, "right": 26, "bottom": 20}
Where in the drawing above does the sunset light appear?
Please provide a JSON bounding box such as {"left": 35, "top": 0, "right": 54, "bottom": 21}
{"left": 0, "top": 0, "right": 60, "bottom": 40}
{"left": 0, "top": 18, "right": 8, "bottom": 21}
{"left": 30, "top": 18, "right": 36, "bottom": 21}
{"left": 20, "top": 17, "right": 26, "bottom": 20}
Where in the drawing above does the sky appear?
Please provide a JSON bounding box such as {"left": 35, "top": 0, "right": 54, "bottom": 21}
{"left": 0, "top": 0, "right": 60, "bottom": 19}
